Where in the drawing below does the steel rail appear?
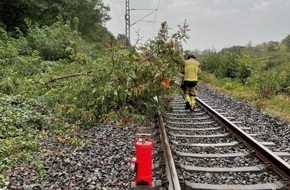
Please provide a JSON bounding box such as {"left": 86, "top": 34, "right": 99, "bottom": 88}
{"left": 197, "top": 97, "right": 290, "bottom": 185}
{"left": 158, "top": 110, "right": 181, "bottom": 190}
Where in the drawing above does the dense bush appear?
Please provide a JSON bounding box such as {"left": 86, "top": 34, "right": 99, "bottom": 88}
{"left": 26, "top": 18, "right": 90, "bottom": 61}
{"left": 199, "top": 51, "right": 253, "bottom": 83}
{"left": 0, "top": 19, "right": 189, "bottom": 171}
{"left": 0, "top": 1, "right": 189, "bottom": 171}
{"left": 38, "top": 21, "right": 187, "bottom": 124}
{"left": 199, "top": 39, "right": 290, "bottom": 98}
{"left": 0, "top": 20, "right": 187, "bottom": 125}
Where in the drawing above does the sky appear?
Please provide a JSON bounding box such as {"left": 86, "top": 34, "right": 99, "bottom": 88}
{"left": 102, "top": 0, "right": 290, "bottom": 51}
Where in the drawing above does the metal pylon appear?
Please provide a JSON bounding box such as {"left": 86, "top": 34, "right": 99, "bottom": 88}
{"left": 125, "top": 0, "right": 130, "bottom": 46}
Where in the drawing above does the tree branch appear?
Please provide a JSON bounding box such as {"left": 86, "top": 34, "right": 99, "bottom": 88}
{"left": 39, "top": 71, "right": 92, "bottom": 85}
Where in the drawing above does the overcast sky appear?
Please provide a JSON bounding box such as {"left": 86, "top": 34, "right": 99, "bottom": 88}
{"left": 102, "top": 0, "right": 290, "bottom": 51}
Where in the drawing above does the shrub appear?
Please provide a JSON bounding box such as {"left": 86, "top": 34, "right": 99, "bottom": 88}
{"left": 26, "top": 18, "right": 89, "bottom": 61}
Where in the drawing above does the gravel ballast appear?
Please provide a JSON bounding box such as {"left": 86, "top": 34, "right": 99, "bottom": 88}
{"left": 198, "top": 84, "right": 290, "bottom": 154}
{"left": 1, "top": 121, "right": 166, "bottom": 189}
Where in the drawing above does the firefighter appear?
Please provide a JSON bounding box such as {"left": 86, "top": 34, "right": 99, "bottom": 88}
{"left": 182, "top": 51, "right": 201, "bottom": 111}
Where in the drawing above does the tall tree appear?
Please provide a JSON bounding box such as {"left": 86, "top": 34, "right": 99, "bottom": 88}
{"left": 0, "top": 0, "right": 110, "bottom": 42}
{"left": 0, "top": 0, "right": 28, "bottom": 32}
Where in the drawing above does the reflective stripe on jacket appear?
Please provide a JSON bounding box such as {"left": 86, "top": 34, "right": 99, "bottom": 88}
{"left": 184, "top": 58, "right": 201, "bottom": 81}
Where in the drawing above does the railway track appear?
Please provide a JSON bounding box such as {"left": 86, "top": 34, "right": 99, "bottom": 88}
{"left": 158, "top": 94, "right": 290, "bottom": 190}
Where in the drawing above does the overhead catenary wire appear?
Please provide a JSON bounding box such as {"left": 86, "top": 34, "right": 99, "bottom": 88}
{"left": 139, "top": 20, "right": 158, "bottom": 23}
{"left": 152, "top": 0, "right": 161, "bottom": 38}
{"left": 131, "top": 9, "right": 156, "bottom": 26}
{"left": 131, "top": 8, "right": 157, "bottom": 11}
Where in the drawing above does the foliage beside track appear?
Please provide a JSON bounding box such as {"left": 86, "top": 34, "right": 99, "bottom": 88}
{"left": 198, "top": 38, "right": 290, "bottom": 121}
{"left": 0, "top": 95, "right": 57, "bottom": 172}
{"left": 0, "top": 17, "right": 188, "bottom": 171}
{"left": 1, "top": 20, "right": 187, "bottom": 124}
{"left": 0, "top": 0, "right": 112, "bottom": 172}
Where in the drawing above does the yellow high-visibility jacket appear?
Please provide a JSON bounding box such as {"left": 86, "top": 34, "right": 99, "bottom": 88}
{"left": 184, "top": 58, "right": 201, "bottom": 81}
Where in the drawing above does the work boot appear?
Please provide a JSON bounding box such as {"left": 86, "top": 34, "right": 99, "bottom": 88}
{"left": 185, "top": 102, "right": 190, "bottom": 110}
{"left": 185, "top": 94, "right": 191, "bottom": 110}
{"left": 190, "top": 104, "right": 195, "bottom": 112}
{"left": 190, "top": 96, "right": 196, "bottom": 112}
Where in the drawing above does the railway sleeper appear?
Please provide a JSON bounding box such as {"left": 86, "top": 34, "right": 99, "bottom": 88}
{"left": 164, "top": 112, "right": 207, "bottom": 117}
{"left": 166, "top": 124, "right": 251, "bottom": 131}
{"left": 167, "top": 120, "right": 216, "bottom": 125}
{"left": 171, "top": 109, "right": 203, "bottom": 113}
{"left": 164, "top": 112, "right": 206, "bottom": 116}
{"left": 185, "top": 181, "right": 286, "bottom": 190}
{"left": 165, "top": 116, "right": 211, "bottom": 120}
{"left": 180, "top": 164, "right": 266, "bottom": 172}
{"left": 169, "top": 132, "right": 260, "bottom": 138}
{"left": 170, "top": 140, "right": 276, "bottom": 147}
{"left": 174, "top": 150, "right": 290, "bottom": 159}
{"left": 169, "top": 132, "right": 230, "bottom": 138}
{"left": 167, "top": 126, "right": 223, "bottom": 131}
